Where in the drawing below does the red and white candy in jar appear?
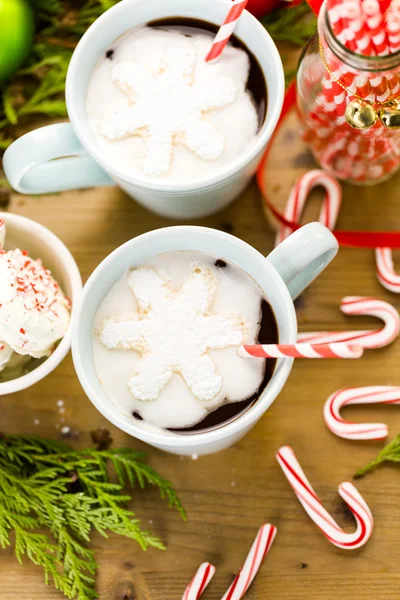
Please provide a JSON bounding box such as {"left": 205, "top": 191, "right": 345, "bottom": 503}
{"left": 297, "top": 0, "right": 400, "bottom": 184}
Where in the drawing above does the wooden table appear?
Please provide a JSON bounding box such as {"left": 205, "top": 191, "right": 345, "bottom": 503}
{"left": 1, "top": 81, "right": 400, "bottom": 600}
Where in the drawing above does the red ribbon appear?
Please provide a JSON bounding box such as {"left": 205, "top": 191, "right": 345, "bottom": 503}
{"left": 286, "top": 0, "right": 322, "bottom": 13}
{"left": 304, "top": 0, "right": 323, "bottom": 14}
{"left": 256, "top": 82, "right": 400, "bottom": 249}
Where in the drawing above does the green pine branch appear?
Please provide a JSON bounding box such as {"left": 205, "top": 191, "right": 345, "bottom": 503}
{"left": 355, "top": 434, "right": 400, "bottom": 478}
{"left": 0, "top": 0, "right": 315, "bottom": 151}
{"left": 0, "top": 0, "right": 122, "bottom": 144}
{"left": 0, "top": 433, "right": 185, "bottom": 600}
{"left": 261, "top": 4, "right": 317, "bottom": 47}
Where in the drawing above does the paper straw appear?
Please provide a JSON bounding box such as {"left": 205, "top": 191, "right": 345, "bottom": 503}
{"left": 239, "top": 343, "right": 364, "bottom": 359}
{"left": 206, "top": 0, "right": 249, "bottom": 62}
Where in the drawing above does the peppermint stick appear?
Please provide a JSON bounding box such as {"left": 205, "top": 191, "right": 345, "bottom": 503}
{"left": 221, "top": 524, "right": 277, "bottom": 600}
{"left": 324, "top": 386, "right": 400, "bottom": 440}
{"left": 276, "top": 446, "right": 373, "bottom": 550}
{"left": 298, "top": 297, "right": 400, "bottom": 349}
{"left": 375, "top": 248, "right": 400, "bottom": 293}
{"left": 278, "top": 170, "right": 400, "bottom": 295}
{"left": 182, "top": 563, "right": 216, "bottom": 600}
{"left": 275, "top": 169, "right": 342, "bottom": 246}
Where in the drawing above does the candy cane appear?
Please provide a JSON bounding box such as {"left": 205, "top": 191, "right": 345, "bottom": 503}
{"left": 239, "top": 343, "right": 363, "bottom": 359}
{"left": 206, "top": 0, "right": 249, "bottom": 62}
{"left": 221, "top": 524, "right": 277, "bottom": 600}
{"left": 275, "top": 170, "right": 342, "bottom": 246}
{"left": 298, "top": 296, "right": 400, "bottom": 348}
{"left": 276, "top": 175, "right": 400, "bottom": 296}
{"left": 182, "top": 563, "right": 216, "bottom": 600}
{"left": 324, "top": 386, "right": 400, "bottom": 440}
{"left": 276, "top": 446, "right": 373, "bottom": 550}
{"left": 375, "top": 247, "right": 400, "bottom": 293}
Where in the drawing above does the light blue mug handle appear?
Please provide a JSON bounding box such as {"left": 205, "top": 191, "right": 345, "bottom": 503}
{"left": 3, "top": 123, "right": 114, "bottom": 194}
{"left": 266, "top": 222, "right": 339, "bottom": 300}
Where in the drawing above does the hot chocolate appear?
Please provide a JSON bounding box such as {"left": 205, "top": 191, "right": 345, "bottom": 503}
{"left": 92, "top": 251, "right": 277, "bottom": 433}
{"left": 86, "top": 19, "right": 267, "bottom": 184}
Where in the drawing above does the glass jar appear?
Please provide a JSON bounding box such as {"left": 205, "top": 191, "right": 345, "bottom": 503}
{"left": 297, "top": 4, "right": 400, "bottom": 185}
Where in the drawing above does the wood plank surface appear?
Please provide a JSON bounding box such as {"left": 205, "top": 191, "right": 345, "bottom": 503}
{"left": 1, "top": 75, "right": 400, "bottom": 600}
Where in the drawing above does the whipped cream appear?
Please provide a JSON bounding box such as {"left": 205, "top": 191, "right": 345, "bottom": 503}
{"left": 0, "top": 222, "right": 70, "bottom": 372}
{"left": 87, "top": 26, "right": 259, "bottom": 183}
{"left": 93, "top": 251, "right": 267, "bottom": 430}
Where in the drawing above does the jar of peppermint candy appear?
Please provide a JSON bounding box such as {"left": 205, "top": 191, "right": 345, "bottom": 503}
{"left": 297, "top": 0, "right": 400, "bottom": 184}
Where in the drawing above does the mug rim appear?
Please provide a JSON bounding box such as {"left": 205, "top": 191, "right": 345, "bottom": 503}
{"left": 72, "top": 225, "right": 296, "bottom": 448}
{"left": 0, "top": 212, "right": 82, "bottom": 395}
{"left": 65, "top": 0, "right": 285, "bottom": 193}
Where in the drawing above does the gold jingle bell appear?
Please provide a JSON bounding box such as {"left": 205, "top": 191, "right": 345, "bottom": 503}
{"left": 345, "top": 99, "right": 378, "bottom": 129}
{"left": 379, "top": 99, "right": 400, "bottom": 129}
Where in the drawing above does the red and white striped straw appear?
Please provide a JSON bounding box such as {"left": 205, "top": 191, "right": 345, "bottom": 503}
{"left": 298, "top": 296, "right": 400, "bottom": 349}
{"left": 221, "top": 524, "right": 277, "bottom": 600}
{"left": 182, "top": 563, "right": 216, "bottom": 600}
{"left": 239, "top": 343, "right": 363, "bottom": 359}
{"left": 375, "top": 248, "right": 400, "bottom": 293}
{"left": 326, "top": 0, "right": 393, "bottom": 55}
{"left": 378, "top": 0, "right": 392, "bottom": 14}
{"left": 276, "top": 446, "right": 374, "bottom": 550}
{"left": 324, "top": 386, "right": 400, "bottom": 440}
{"left": 206, "top": 0, "right": 249, "bottom": 62}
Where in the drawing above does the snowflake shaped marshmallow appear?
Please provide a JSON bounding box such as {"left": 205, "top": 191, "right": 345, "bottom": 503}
{"left": 99, "top": 264, "right": 246, "bottom": 403}
{"left": 99, "top": 41, "right": 237, "bottom": 176}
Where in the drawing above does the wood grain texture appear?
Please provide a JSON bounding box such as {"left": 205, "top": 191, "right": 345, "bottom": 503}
{"left": 1, "top": 76, "right": 400, "bottom": 600}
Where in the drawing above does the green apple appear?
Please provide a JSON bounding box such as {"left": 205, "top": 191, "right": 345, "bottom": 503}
{"left": 0, "top": 0, "right": 35, "bottom": 81}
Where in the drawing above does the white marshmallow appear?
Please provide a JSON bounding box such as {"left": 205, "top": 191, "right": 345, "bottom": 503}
{"left": 87, "top": 26, "right": 259, "bottom": 183}
{"left": 93, "top": 251, "right": 267, "bottom": 430}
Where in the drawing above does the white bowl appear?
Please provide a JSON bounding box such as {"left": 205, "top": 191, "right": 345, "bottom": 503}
{"left": 0, "top": 212, "right": 82, "bottom": 394}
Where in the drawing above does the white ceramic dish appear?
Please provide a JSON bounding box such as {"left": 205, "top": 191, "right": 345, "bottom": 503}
{"left": 72, "top": 223, "right": 338, "bottom": 455}
{"left": 3, "top": 0, "right": 284, "bottom": 219}
{"left": 0, "top": 213, "right": 82, "bottom": 395}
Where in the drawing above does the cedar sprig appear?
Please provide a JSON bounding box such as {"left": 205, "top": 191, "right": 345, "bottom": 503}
{"left": 261, "top": 3, "right": 317, "bottom": 47}
{"left": 0, "top": 0, "right": 121, "bottom": 139}
{"left": 355, "top": 434, "right": 400, "bottom": 478}
{"left": 0, "top": 434, "right": 185, "bottom": 600}
{"left": 0, "top": 1, "right": 314, "bottom": 149}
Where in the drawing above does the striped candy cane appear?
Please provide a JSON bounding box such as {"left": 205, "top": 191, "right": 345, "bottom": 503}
{"left": 221, "top": 524, "right": 277, "bottom": 600}
{"left": 387, "top": 16, "right": 400, "bottom": 52}
{"left": 275, "top": 170, "right": 342, "bottom": 246}
{"left": 276, "top": 446, "right": 373, "bottom": 550}
{"left": 239, "top": 343, "right": 363, "bottom": 359}
{"left": 206, "top": 0, "right": 249, "bottom": 62}
{"left": 182, "top": 563, "right": 216, "bottom": 600}
{"left": 324, "top": 386, "right": 400, "bottom": 440}
{"left": 375, "top": 248, "right": 400, "bottom": 293}
{"left": 298, "top": 296, "right": 400, "bottom": 349}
